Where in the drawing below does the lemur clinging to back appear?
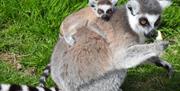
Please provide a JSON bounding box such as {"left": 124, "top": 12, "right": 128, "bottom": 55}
{"left": 61, "top": 0, "right": 118, "bottom": 46}
{"left": 0, "top": 0, "right": 173, "bottom": 91}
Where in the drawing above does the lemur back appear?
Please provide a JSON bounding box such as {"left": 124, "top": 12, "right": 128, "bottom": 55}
{"left": 51, "top": 26, "right": 127, "bottom": 91}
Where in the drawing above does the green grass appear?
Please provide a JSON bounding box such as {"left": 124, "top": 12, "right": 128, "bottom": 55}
{"left": 0, "top": 0, "right": 179, "bottom": 91}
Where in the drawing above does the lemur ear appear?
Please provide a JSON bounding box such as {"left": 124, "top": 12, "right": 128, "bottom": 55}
{"left": 111, "top": 0, "right": 118, "bottom": 6}
{"left": 126, "top": 0, "right": 140, "bottom": 16}
{"left": 88, "top": 0, "right": 98, "bottom": 8}
{"left": 157, "top": 0, "right": 172, "bottom": 10}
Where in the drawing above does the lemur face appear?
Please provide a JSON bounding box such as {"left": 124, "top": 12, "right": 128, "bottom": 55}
{"left": 130, "top": 13, "right": 161, "bottom": 38}
{"left": 126, "top": 0, "right": 172, "bottom": 37}
{"left": 89, "top": 0, "right": 118, "bottom": 21}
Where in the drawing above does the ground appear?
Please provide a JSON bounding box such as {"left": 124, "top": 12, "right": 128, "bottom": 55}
{"left": 0, "top": 0, "right": 179, "bottom": 91}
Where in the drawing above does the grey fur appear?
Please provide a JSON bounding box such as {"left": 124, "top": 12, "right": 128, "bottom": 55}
{"left": 50, "top": 3, "right": 171, "bottom": 91}
{"left": 38, "top": 0, "right": 173, "bottom": 90}
{"left": 137, "top": 0, "right": 162, "bottom": 14}
{"left": 50, "top": 27, "right": 168, "bottom": 91}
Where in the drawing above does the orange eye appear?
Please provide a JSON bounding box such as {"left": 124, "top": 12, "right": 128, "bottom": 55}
{"left": 140, "top": 20, "right": 147, "bottom": 25}
{"left": 139, "top": 17, "right": 149, "bottom": 26}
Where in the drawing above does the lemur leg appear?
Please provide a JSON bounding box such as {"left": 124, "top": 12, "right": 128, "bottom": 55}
{"left": 63, "top": 20, "right": 106, "bottom": 46}
{"left": 148, "top": 57, "right": 174, "bottom": 78}
{"left": 114, "top": 41, "right": 169, "bottom": 69}
{"left": 39, "top": 64, "right": 51, "bottom": 87}
{"left": 63, "top": 20, "right": 89, "bottom": 46}
{"left": 64, "top": 34, "right": 76, "bottom": 46}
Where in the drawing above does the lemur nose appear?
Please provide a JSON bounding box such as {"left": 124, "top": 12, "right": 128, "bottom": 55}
{"left": 144, "top": 30, "right": 158, "bottom": 38}
{"left": 101, "top": 15, "right": 110, "bottom": 21}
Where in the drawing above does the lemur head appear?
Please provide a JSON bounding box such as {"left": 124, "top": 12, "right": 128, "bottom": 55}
{"left": 89, "top": 0, "right": 118, "bottom": 21}
{"left": 126, "top": 0, "right": 172, "bottom": 37}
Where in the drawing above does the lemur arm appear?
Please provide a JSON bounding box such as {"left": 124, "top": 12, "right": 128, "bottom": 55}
{"left": 114, "top": 41, "right": 169, "bottom": 69}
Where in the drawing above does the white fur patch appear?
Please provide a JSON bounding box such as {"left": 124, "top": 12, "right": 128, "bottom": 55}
{"left": 37, "top": 87, "right": 45, "bottom": 91}
{"left": 127, "top": 0, "right": 140, "bottom": 15}
{"left": 98, "top": 5, "right": 111, "bottom": 12}
{"left": 44, "top": 69, "right": 50, "bottom": 74}
{"left": 127, "top": 7, "right": 145, "bottom": 42}
{"left": 50, "top": 87, "right": 57, "bottom": 91}
{"left": 95, "top": 4, "right": 112, "bottom": 17}
{"left": 1, "top": 84, "right": 10, "bottom": 91}
{"left": 22, "top": 85, "right": 29, "bottom": 91}
{"left": 146, "top": 14, "right": 159, "bottom": 28}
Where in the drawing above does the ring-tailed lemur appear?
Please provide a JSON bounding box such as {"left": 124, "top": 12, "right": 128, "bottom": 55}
{"left": 0, "top": 0, "right": 172, "bottom": 91}
{"left": 38, "top": 0, "right": 173, "bottom": 88}
{"left": 61, "top": 0, "right": 118, "bottom": 46}
{"left": 41, "top": 0, "right": 173, "bottom": 90}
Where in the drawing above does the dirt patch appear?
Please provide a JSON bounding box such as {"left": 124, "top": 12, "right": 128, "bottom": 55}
{"left": 0, "top": 52, "right": 25, "bottom": 70}
{"left": 0, "top": 52, "right": 37, "bottom": 75}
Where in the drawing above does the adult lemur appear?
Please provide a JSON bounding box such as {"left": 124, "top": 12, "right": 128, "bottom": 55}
{"left": 0, "top": 0, "right": 173, "bottom": 91}
{"left": 39, "top": 0, "right": 173, "bottom": 88}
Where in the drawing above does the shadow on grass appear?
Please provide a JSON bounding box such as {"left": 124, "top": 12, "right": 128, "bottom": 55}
{"left": 122, "top": 67, "right": 180, "bottom": 91}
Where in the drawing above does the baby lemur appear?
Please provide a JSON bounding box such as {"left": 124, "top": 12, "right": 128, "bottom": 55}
{"left": 61, "top": 0, "right": 118, "bottom": 46}
{"left": 0, "top": 0, "right": 173, "bottom": 91}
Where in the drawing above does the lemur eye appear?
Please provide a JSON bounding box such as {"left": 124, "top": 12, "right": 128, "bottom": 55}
{"left": 139, "top": 17, "right": 149, "bottom": 26}
{"left": 91, "top": 4, "right": 95, "bottom": 7}
{"left": 97, "top": 9, "right": 104, "bottom": 14}
{"left": 154, "top": 16, "right": 161, "bottom": 26}
{"left": 106, "top": 9, "right": 113, "bottom": 14}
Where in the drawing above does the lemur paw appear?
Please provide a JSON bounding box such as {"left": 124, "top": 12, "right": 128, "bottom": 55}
{"left": 65, "top": 36, "right": 76, "bottom": 46}
{"left": 155, "top": 40, "right": 169, "bottom": 52}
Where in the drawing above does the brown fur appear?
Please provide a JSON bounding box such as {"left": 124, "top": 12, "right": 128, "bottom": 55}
{"left": 52, "top": 7, "right": 142, "bottom": 91}
{"left": 98, "top": 0, "right": 112, "bottom": 5}
{"left": 60, "top": 7, "right": 97, "bottom": 36}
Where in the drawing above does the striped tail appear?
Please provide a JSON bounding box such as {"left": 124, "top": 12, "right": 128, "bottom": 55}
{"left": 0, "top": 84, "right": 59, "bottom": 91}
{"left": 39, "top": 64, "right": 51, "bottom": 87}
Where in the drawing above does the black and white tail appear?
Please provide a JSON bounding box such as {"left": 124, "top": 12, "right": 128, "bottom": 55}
{"left": 0, "top": 84, "right": 59, "bottom": 91}
{"left": 39, "top": 64, "right": 51, "bottom": 87}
